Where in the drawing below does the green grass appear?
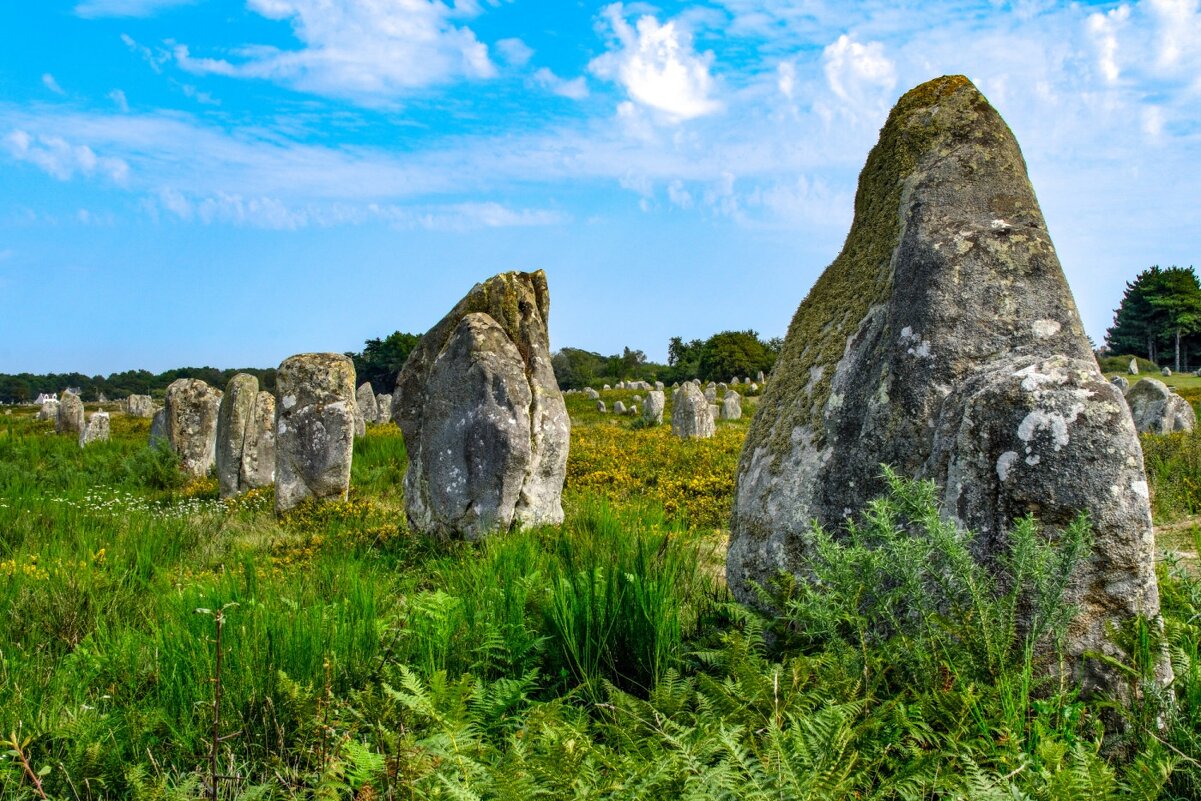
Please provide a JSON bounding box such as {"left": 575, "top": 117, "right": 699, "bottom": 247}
{"left": 1, "top": 406, "right": 1200, "bottom": 799}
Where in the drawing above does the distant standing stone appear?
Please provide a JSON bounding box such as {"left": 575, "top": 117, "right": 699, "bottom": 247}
{"left": 672, "top": 383, "right": 715, "bottom": 439}
{"left": 1161, "top": 367, "right": 1172, "bottom": 376}
{"left": 603, "top": 384, "right": 611, "bottom": 391}
{"left": 613, "top": 401, "right": 627, "bottom": 414}
{"left": 585, "top": 387, "right": 600, "bottom": 400}
{"left": 216, "top": 373, "right": 260, "bottom": 499}
{"left": 1125, "top": 378, "right": 1196, "bottom": 434}
{"left": 126, "top": 394, "right": 155, "bottom": 418}
{"left": 655, "top": 381, "right": 664, "bottom": 391}
{"left": 274, "top": 353, "right": 357, "bottom": 513}
{"left": 731, "top": 377, "right": 740, "bottom": 385}
{"left": 56, "top": 390, "right": 84, "bottom": 435}
{"left": 597, "top": 400, "right": 607, "bottom": 413}
{"left": 704, "top": 386, "right": 717, "bottom": 403}
{"left": 36, "top": 398, "right": 59, "bottom": 421}
{"left": 757, "top": 371, "right": 766, "bottom": 383}
{"left": 720, "top": 391, "right": 742, "bottom": 420}
{"left": 357, "top": 382, "right": 380, "bottom": 426}
{"left": 240, "top": 391, "right": 276, "bottom": 490}
{"left": 164, "top": 378, "right": 222, "bottom": 478}
{"left": 1129, "top": 358, "right": 1139, "bottom": 375}
{"left": 149, "top": 408, "right": 167, "bottom": 447}
{"left": 79, "top": 412, "right": 110, "bottom": 447}
{"left": 643, "top": 390, "right": 665, "bottom": 425}
{"left": 376, "top": 393, "right": 393, "bottom": 423}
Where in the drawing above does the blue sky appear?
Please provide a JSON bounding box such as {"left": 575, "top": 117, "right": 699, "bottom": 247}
{"left": 1, "top": 0, "right": 1198, "bottom": 374}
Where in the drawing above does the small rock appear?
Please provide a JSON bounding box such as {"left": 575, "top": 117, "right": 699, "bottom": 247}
{"left": 79, "top": 412, "right": 110, "bottom": 447}
{"left": 643, "top": 391, "right": 665, "bottom": 425}
{"left": 1126, "top": 378, "right": 1195, "bottom": 434}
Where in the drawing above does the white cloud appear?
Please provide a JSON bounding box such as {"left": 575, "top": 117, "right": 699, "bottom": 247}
{"left": 42, "top": 74, "right": 65, "bottom": 95}
{"left": 75, "top": 0, "right": 195, "bottom": 17}
{"left": 4, "top": 130, "right": 130, "bottom": 184}
{"left": 777, "top": 60, "right": 796, "bottom": 99}
{"left": 1087, "top": 6, "right": 1130, "bottom": 84}
{"left": 534, "top": 68, "right": 589, "bottom": 100}
{"left": 174, "top": 0, "right": 497, "bottom": 102}
{"left": 820, "top": 35, "right": 895, "bottom": 119}
{"left": 108, "top": 89, "right": 130, "bottom": 112}
{"left": 590, "top": 3, "right": 722, "bottom": 121}
{"left": 1148, "top": 0, "right": 1201, "bottom": 69}
{"left": 495, "top": 37, "right": 533, "bottom": 67}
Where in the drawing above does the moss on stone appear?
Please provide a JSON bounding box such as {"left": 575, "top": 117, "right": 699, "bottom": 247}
{"left": 745, "top": 75, "right": 983, "bottom": 462}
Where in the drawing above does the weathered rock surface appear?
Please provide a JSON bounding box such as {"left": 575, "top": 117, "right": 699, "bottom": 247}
{"left": 643, "top": 390, "right": 665, "bottom": 425}
{"left": 1125, "top": 379, "right": 1196, "bottom": 434}
{"left": 164, "top": 379, "right": 222, "bottom": 478}
{"left": 56, "top": 391, "right": 84, "bottom": 435}
{"left": 728, "top": 75, "right": 1165, "bottom": 695}
{"left": 672, "top": 383, "right": 715, "bottom": 439}
{"left": 1161, "top": 367, "right": 1172, "bottom": 376}
{"left": 79, "top": 411, "right": 110, "bottom": 446}
{"left": 216, "top": 374, "right": 260, "bottom": 499}
{"left": 127, "top": 394, "right": 155, "bottom": 418}
{"left": 596, "top": 400, "right": 607, "bottom": 413}
{"left": 36, "top": 398, "right": 59, "bottom": 421}
{"left": 704, "top": 386, "right": 717, "bottom": 403}
{"left": 1129, "top": 359, "right": 1139, "bottom": 375}
{"left": 241, "top": 391, "right": 277, "bottom": 490}
{"left": 1111, "top": 376, "right": 1129, "bottom": 392}
{"left": 149, "top": 408, "right": 167, "bottom": 447}
{"left": 376, "top": 393, "right": 393, "bottom": 423}
{"left": 720, "top": 391, "right": 742, "bottom": 420}
{"left": 275, "top": 353, "right": 356, "bottom": 513}
{"left": 613, "top": 401, "right": 627, "bottom": 415}
{"left": 394, "top": 270, "right": 570, "bottom": 539}
{"left": 357, "top": 382, "right": 379, "bottom": 426}
{"left": 584, "top": 387, "right": 600, "bottom": 400}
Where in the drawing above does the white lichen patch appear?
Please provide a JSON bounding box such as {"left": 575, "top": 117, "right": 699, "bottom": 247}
{"left": 990, "top": 218, "right": 1012, "bottom": 231}
{"left": 282, "top": 394, "right": 297, "bottom": 410}
{"left": 1131, "top": 480, "right": 1149, "bottom": 499}
{"left": 996, "top": 450, "right": 1019, "bottom": 481}
{"left": 1017, "top": 404, "right": 1085, "bottom": 452}
{"left": 1032, "top": 319, "right": 1062, "bottom": 338}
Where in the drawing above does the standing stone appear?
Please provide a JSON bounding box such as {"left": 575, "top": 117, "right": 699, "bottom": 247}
{"left": 164, "top": 379, "right": 222, "bottom": 478}
{"left": 36, "top": 398, "right": 59, "bottom": 421}
{"left": 704, "top": 386, "right": 717, "bottom": 403}
{"left": 629, "top": 404, "right": 639, "bottom": 416}
{"left": 1129, "top": 358, "right": 1139, "bottom": 375}
{"left": 757, "top": 371, "right": 766, "bottom": 383}
{"left": 728, "top": 76, "right": 1165, "bottom": 695}
{"left": 632, "top": 394, "right": 642, "bottom": 403}
{"left": 613, "top": 401, "right": 627, "bottom": 415}
{"left": 731, "top": 377, "right": 740, "bottom": 385}
{"left": 126, "top": 394, "right": 155, "bottom": 418}
{"left": 216, "top": 374, "right": 260, "bottom": 499}
{"left": 749, "top": 382, "right": 760, "bottom": 393}
{"left": 1111, "top": 376, "right": 1129, "bottom": 392}
{"left": 79, "top": 412, "right": 110, "bottom": 447}
{"left": 720, "top": 391, "right": 742, "bottom": 420}
{"left": 585, "top": 387, "right": 600, "bottom": 400}
{"left": 597, "top": 400, "right": 607, "bottom": 413}
{"left": 394, "top": 270, "right": 570, "bottom": 539}
{"left": 603, "top": 384, "right": 611, "bottom": 391}
{"left": 357, "top": 382, "right": 380, "bottom": 425}
{"left": 655, "top": 381, "right": 665, "bottom": 391}
{"left": 708, "top": 403, "right": 720, "bottom": 421}
{"left": 376, "top": 393, "right": 393, "bottom": 423}
{"left": 56, "top": 390, "right": 84, "bottom": 435}
{"left": 672, "top": 383, "right": 715, "bottom": 439}
{"left": 275, "top": 353, "right": 356, "bottom": 513}
{"left": 1125, "top": 379, "right": 1196, "bottom": 434}
{"left": 149, "top": 408, "right": 167, "bottom": 447}
{"left": 643, "top": 391, "right": 665, "bottom": 425}
{"left": 240, "top": 391, "right": 276, "bottom": 490}
{"left": 1161, "top": 367, "right": 1172, "bottom": 377}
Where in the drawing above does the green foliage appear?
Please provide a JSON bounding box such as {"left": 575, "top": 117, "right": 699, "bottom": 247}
{"left": 1141, "top": 429, "right": 1201, "bottom": 521}
{"left": 1098, "top": 354, "right": 1160, "bottom": 375}
{"left": 348, "top": 330, "right": 422, "bottom": 395}
{"left": 668, "top": 330, "right": 778, "bottom": 383}
{"left": 1106, "top": 265, "right": 1201, "bottom": 370}
{"left": 0, "top": 366, "right": 276, "bottom": 404}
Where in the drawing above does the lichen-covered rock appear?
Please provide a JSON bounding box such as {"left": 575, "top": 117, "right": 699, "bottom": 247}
{"left": 1125, "top": 378, "right": 1195, "bottom": 434}
{"left": 672, "top": 383, "right": 715, "bottom": 439}
{"left": 1111, "top": 376, "right": 1129, "bottom": 392}
{"left": 643, "top": 390, "right": 665, "bottom": 425}
{"left": 376, "top": 393, "right": 393, "bottom": 423}
{"left": 241, "top": 391, "right": 276, "bottom": 489}
{"left": 585, "top": 387, "right": 600, "bottom": 400}
{"left": 36, "top": 398, "right": 59, "bottom": 421}
{"left": 1161, "top": 367, "right": 1172, "bottom": 376}
{"left": 79, "top": 411, "right": 110, "bottom": 446}
{"left": 216, "top": 374, "right": 260, "bottom": 499}
{"left": 728, "top": 75, "right": 1165, "bottom": 695}
{"left": 56, "top": 390, "right": 84, "bottom": 435}
{"left": 1129, "top": 359, "right": 1139, "bottom": 375}
{"left": 655, "top": 381, "right": 665, "bottom": 391}
{"left": 149, "top": 408, "right": 166, "bottom": 447}
{"left": 275, "top": 353, "right": 356, "bottom": 513}
{"left": 720, "top": 391, "right": 742, "bottom": 420}
{"left": 757, "top": 371, "right": 766, "bottom": 383}
{"left": 613, "top": 401, "right": 627, "bottom": 415}
{"left": 597, "top": 400, "right": 607, "bottom": 413}
{"left": 357, "top": 382, "right": 379, "bottom": 425}
{"left": 164, "top": 379, "right": 222, "bottom": 478}
{"left": 126, "top": 394, "right": 155, "bottom": 418}
{"left": 395, "top": 270, "right": 570, "bottom": 539}
{"left": 704, "top": 386, "right": 717, "bottom": 403}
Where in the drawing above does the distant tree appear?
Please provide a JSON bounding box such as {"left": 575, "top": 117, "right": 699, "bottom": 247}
{"left": 1106, "top": 265, "right": 1201, "bottom": 371}
{"left": 349, "top": 331, "right": 422, "bottom": 394}
{"left": 552, "top": 348, "right": 605, "bottom": 390}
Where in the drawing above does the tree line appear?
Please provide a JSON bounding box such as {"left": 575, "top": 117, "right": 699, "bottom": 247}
{"left": 1105, "top": 265, "right": 1201, "bottom": 372}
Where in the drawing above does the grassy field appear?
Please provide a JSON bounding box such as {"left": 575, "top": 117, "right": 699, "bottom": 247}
{"left": 1, "top": 389, "right": 1200, "bottom": 800}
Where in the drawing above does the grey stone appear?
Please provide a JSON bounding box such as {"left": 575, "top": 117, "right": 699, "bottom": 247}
{"left": 56, "top": 390, "right": 84, "bottom": 435}
{"left": 376, "top": 393, "right": 393, "bottom": 423}
{"left": 643, "top": 390, "right": 665, "bottom": 425}
{"left": 395, "top": 270, "right": 570, "bottom": 539}
{"left": 79, "top": 411, "right": 110, "bottom": 447}
{"left": 728, "top": 75, "right": 1165, "bottom": 696}
{"left": 613, "top": 401, "right": 627, "bottom": 415}
{"left": 36, "top": 398, "right": 59, "bottom": 421}
{"left": 720, "top": 391, "right": 742, "bottom": 420}
{"left": 149, "top": 408, "right": 167, "bottom": 447}
{"left": 357, "top": 382, "right": 379, "bottom": 427}
{"left": 672, "top": 383, "right": 715, "bottom": 439}
{"left": 164, "top": 378, "right": 222, "bottom": 478}
{"left": 240, "top": 391, "right": 276, "bottom": 490}
{"left": 1125, "top": 378, "right": 1196, "bottom": 434}
{"left": 632, "top": 394, "right": 642, "bottom": 403}
{"left": 709, "top": 403, "right": 720, "bottom": 421}
{"left": 1161, "top": 367, "right": 1172, "bottom": 376}
{"left": 126, "top": 394, "right": 155, "bottom": 418}
{"left": 603, "top": 384, "right": 611, "bottom": 391}
{"left": 757, "top": 371, "right": 766, "bottom": 383}
{"left": 718, "top": 382, "right": 728, "bottom": 392}
{"left": 597, "top": 400, "right": 607, "bottom": 413}
{"left": 585, "top": 387, "right": 600, "bottom": 400}
{"left": 1129, "top": 358, "right": 1139, "bottom": 375}
{"left": 1110, "top": 376, "right": 1129, "bottom": 392}
{"left": 655, "top": 381, "right": 665, "bottom": 391}
{"left": 275, "top": 353, "right": 356, "bottom": 513}
{"left": 216, "top": 373, "right": 260, "bottom": 499}
{"left": 749, "top": 382, "right": 760, "bottom": 393}
{"left": 731, "top": 377, "right": 740, "bottom": 385}
{"left": 704, "top": 386, "right": 717, "bottom": 403}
